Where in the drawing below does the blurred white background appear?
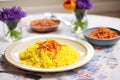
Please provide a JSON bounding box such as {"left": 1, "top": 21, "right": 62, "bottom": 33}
{"left": 0, "top": 0, "right": 120, "bottom": 17}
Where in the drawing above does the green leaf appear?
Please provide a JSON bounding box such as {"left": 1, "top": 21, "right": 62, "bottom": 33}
{"left": 10, "top": 30, "right": 22, "bottom": 39}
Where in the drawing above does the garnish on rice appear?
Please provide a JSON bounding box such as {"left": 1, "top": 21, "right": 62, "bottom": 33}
{"left": 36, "top": 38, "right": 65, "bottom": 59}
{"left": 19, "top": 38, "right": 80, "bottom": 68}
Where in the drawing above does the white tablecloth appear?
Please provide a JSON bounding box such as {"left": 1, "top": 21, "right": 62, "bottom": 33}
{"left": 0, "top": 13, "right": 120, "bottom": 80}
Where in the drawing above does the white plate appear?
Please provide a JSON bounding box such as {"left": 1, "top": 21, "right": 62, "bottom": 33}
{"left": 4, "top": 35, "right": 94, "bottom": 72}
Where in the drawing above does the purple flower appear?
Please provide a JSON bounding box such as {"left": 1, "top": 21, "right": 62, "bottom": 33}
{"left": 76, "top": 0, "right": 93, "bottom": 9}
{"left": 0, "top": 6, "right": 26, "bottom": 21}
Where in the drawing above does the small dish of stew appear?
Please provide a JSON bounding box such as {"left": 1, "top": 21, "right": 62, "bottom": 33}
{"left": 29, "top": 18, "right": 60, "bottom": 33}
{"left": 83, "top": 27, "right": 120, "bottom": 46}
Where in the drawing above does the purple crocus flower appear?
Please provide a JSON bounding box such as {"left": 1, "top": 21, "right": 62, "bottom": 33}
{"left": 76, "top": 0, "right": 93, "bottom": 9}
{"left": 0, "top": 6, "right": 26, "bottom": 21}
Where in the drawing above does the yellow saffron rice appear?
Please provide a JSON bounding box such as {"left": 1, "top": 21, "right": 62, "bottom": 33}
{"left": 19, "top": 38, "right": 80, "bottom": 68}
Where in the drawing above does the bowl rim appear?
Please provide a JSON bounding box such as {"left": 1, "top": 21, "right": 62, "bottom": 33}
{"left": 83, "top": 27, "right": 120, "bottom": 40}
{"left": 27, "top": 18, "right": 61, "bottom": 28}
{"left": 31, "top": 25, "right": 58, "bottom": 29}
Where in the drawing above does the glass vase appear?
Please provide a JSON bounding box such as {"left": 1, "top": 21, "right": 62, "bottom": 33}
{"left": 3, "top": 19, "right": 22, "bottom": 41}
{"left": 72, "top": 9, "right": 88, "bottom": 33}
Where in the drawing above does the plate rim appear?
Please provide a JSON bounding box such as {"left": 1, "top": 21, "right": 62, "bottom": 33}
{"left": 4, "top": 35, "right": 94, "bottom": 72}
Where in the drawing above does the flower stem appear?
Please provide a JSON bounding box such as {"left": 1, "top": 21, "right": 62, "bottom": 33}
{"left": 74, "top": 9, "right": 86, "bottom": 21}
{"left": 6, "top": 20, "right": 19, "bottom": 30}
{"left": 72, "top": 9, "right": 88, "bottom": 33}
{"left": 5, "top": 30, "right": 21, "bottom": 39}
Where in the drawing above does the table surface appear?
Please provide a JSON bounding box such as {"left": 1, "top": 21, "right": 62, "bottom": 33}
{"left": 0, "top": 13, "right": 120, "bottom": 80}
